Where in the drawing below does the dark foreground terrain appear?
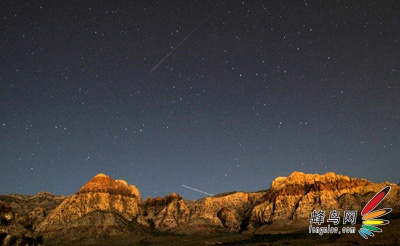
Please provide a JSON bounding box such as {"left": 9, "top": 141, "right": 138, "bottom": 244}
{"left": 44, "top": 219, "right": 400, "bottom": 246}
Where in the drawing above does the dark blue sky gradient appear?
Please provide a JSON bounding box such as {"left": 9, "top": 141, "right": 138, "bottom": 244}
{"left": 1, "top": 1, "right": 399, "bottom": 200}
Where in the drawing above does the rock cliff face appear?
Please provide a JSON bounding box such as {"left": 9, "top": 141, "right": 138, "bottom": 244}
{"left": 247, "top": 171, "right": 400, "bottom": 232}
{"left": 186, "top": 191, "right": 265, "bottom": 233}
{"left": 139, "top": 193, "right": 190, "bottom": 230}
{"left": 78, "top": 173, "right": 140, "bottom": 199}
{"left": 139, "top": 191, "right": 266, "bottom": 233}
{"left": 35, "top": 174, "right": 145, "bottom": 241}
{"left": 0, "top": 192, "right": 65, "bottom": 244}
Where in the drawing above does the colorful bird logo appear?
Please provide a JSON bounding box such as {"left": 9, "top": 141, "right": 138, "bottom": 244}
{"left": 358, "top": 186, "right": 392, "bottom": 239}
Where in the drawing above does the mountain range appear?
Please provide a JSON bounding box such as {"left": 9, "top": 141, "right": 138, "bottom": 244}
{"left": 1, "top": 171, "right": 399, "bottom": 245}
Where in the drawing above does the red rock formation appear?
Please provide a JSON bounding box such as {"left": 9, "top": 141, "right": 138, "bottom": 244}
{"left": 248, "top": 171, "right": 400, "bottom": 233}
{"left": 36, "top": 174, "right": 143, "bottom": 241}
{"left": 78, "top": 173, "right": 140, "bottom": 199}
{"left": 139, "top": 191, "right": 265, "bottom": 233}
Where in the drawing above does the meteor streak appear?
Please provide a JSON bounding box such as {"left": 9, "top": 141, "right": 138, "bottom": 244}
{"left": 148, "top": 8, "right": 217, "bottom": 74}
{"left": 182, "top": 185, "right": 213, "bottom": 196}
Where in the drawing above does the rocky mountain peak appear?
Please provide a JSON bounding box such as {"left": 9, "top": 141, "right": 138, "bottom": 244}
{"left": 35, "top": 174, "right": 143, "bottom": 240}
{"left": 94, "top": 173, "right": 108, "bottom": 178}
{"left": 248, "top": 171, "right": 397, "bottom": 233}
{"left": 270, "top": 171, "right": 369, "bottom": 191}
{"left": 78, "top": 173, "right": 140, "bottom": 199}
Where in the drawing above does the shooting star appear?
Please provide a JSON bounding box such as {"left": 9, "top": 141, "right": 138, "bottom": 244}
{"left": 148, "top": 8, "right": 217, "bottom": 74}
{"left": 182, "top": 185, "right": 214, "bottom": 196}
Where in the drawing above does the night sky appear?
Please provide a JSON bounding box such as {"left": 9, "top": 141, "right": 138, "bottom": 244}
{"left": 1, "top": 1, "right": 399, "bottom": 200}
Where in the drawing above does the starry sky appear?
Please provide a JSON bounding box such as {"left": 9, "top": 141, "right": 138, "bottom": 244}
{"left": 1, "top": 1, "right": 399, "bottom": 200}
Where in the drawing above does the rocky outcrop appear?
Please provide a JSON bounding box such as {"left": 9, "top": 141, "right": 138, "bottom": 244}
{"left": 140, "top": 193, "right": 191, "bottom": 231}
{"left": 185, "top": 192, "right": 265, "bottom": 233}
{"left": 0, "top": 192, "right": 65, "bottom": 222}
{"left": 140, "top": 191, "right": 265, "bottom": 233}
{"left": 36, "top": 174, "right": 143, "bottom": 241}
{"left": 78, "top": 173, "right": 141, "bottom": 199}
{"left": 0, "top": 192, "right": 65, "bottom": 245}
{"left": 247, "top": 171, "right": 400, "bottom": 232}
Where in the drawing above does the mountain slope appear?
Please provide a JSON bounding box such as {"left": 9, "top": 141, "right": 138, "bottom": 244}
{"left": 247, "top": 171, "right": 400, "bottom": 233}
{"left": 35, "top": 174, "right": 146, "bottom": 242}
{"left": 0, "top": 192, "right": 65, "bottom": 244}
